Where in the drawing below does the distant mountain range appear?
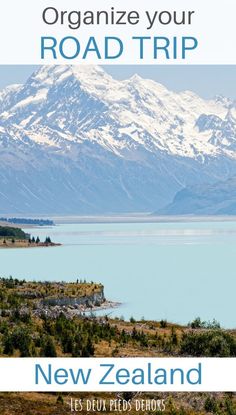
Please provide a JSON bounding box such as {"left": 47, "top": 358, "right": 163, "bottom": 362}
{"left": 0, "top": 65, "right": 236, "bottom": 214}
{"left": 157, "top": 177, "right": 236, "bottom": 215}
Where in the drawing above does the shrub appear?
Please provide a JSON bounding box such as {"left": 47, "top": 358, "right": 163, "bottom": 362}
{"left": 56, "top": 394, "right": 64, "bottom": 405}
{"left": 189, "top": 317, "right": 220, "bottom": 330}
{"left": 160, "top": 319, "right": 167, "bottom": 328}
{"left": 180, "top": 330, "right": 236, "bottom": 357}
{"left": 204, "top": 396, "right": 218, "bottom": 413}
{"left": 3, "top": 327, "right": 32, "bottom": 357}
{"left": 41, "top": 335, "right": 57, "bottom": 357}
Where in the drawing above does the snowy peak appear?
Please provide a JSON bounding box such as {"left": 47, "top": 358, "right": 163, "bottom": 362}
{"left": 30, "top": 65, "right": 109, "bottom": 85}
{"left": 0, "top": 65, "right": 235, "bottom": 162}
{"left": 214, "top": 94, "right": 235, "bottom": 109}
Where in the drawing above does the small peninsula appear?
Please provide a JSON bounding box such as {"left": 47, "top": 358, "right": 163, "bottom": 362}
{"left": 0, "top": 225, "right": 60, "bottom": 249}
{"left": 0, "top": 277, "right": 117, "bottom": 326}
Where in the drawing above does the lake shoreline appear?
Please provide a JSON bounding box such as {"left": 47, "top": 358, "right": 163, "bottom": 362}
{"left": 47, "top": 214, "right": 236, "bottom": 225}
{"left": 41, "top": 300, "right": 122, "bottom": 319}
{"left": 0, "top": 241, "right": 61, "bottom": 249}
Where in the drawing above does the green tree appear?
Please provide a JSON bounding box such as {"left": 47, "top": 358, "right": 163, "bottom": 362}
{"left": 160, "top": 319, "right": 167, "bottom": 328}
{"left": 12, "top": 328, "right": 31, "bottom": 357}
{"left": 204, "top": 396, "right": 218, "bottom": 413}
{"left": 3, "top": 334, "right": 14, "bottom": 355}
{"left": 44, "top": 236, "right": 52, "bottom": 244}
{"left": 81, "top": 337, "right": 95, "bottom": 357}
{"left": 41, "top": 335, "right": 57, "bottom": 357}
{"left": 180, "top": 330, "right": 236, "bottom": 357}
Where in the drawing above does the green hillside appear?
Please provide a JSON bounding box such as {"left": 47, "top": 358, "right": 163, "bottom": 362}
{"left": 0, "top": 226, "right": 26, "bottom": 239}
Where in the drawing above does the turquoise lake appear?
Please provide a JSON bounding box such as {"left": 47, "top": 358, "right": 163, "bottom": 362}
{"left": 0, "top": 221, "right": 236, "bottom": 328}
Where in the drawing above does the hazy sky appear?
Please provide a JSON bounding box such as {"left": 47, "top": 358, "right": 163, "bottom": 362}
{"left": 0, "top": 65, "right": 235, "bottom": 100}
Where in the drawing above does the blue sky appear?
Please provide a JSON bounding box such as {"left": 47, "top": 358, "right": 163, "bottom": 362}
{"left": 0, "top": 65, "right": 235, "bottom": 100}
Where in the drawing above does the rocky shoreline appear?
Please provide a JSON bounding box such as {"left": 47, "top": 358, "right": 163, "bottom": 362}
{"left": 31, "top": 299, "right": 121, "bottom": 320}
{"left": 0, "top": 278, "right": 120, "bottom": 320}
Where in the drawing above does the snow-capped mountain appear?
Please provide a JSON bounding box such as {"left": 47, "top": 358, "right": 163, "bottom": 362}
{"left": 0, "top": 65, "right": 236, "bottom": 214}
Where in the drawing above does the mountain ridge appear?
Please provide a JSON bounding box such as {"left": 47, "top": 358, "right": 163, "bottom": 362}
{"left": 157, "top": 176, "right": 236, "bottom": 216}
